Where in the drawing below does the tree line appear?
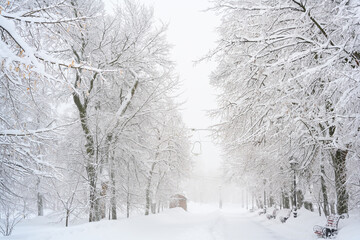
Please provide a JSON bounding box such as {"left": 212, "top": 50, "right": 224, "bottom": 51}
{"left": 210, "top": 0, "right": 360, "bottom": 216}
{"left": 0, "top": 0, "right": 191, "bottom": 235}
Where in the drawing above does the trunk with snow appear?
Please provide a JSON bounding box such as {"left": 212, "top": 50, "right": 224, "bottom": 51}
{"left": 151, "top": 203, "right": 156, "bottom": 214}
{"left": 37, "top": 193, "right": 43, "bottom": 217}
{"left": 251, "top": 194, "right": 255, "bottom": 210}
{"left": 145, "top": 184, "right": 152, "bottom": 216}
{"left": 126, "top": 192, "right": 130, "bottom": 218}
{"left": 157, "top": 201, "right": 161, "bottom": 213}
{"left": 36, "top": 178, "right": 43, "bottom": 217}
{"left": 145, "top": 162, "right": 156, "bottom": 216}
{"left": 330, "top": 201, "right": 336, "bottom": 215}
{"left": 110, "top": 160, "right": 117, "bottom": 220}
{"left": 105, "top": 134, "right": 117, "bottom": 220}
{"left": 88, "top": 165, "right": 100, "bottom": 222}
{"left": 332, "top": 149, "right": 349, "bottom": 215}
{"left": 73, "top": 70, "right": 101, "bottom": 222}
{"left": 65, "top": 209, "right": 70, "bottom": 227}
{"left": 320, "top": 164, "right": 330, "bottom": 216}
{"left": 126, "top": 161, "right": 131, "bottom": 219}
{"left": 100, "top": 182, "right": 108, "bottom": 219}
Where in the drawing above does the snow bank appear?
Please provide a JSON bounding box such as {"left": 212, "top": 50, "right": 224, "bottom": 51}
{"left": 250, "top": 207, "right": 360, "bottom": 240}
{"left": 2, "top": 204, "right": 359, "bottom": 240}
{"left": 0, "top": 206, "right": 220, "bottom": 240}
{"left": 337, "top": 213, "right": 360, "bottom": 240}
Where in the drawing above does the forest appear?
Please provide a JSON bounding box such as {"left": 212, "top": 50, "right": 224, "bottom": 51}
{"left": 210, "top": 0, "right": 360, "bottom": 220}
{"left": 0, "top": 0, "right": 191, "bottom": 235}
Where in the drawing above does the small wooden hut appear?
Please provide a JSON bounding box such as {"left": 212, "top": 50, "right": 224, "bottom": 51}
{"left": 169, "top": 194, "right": 187, "bottom": 211}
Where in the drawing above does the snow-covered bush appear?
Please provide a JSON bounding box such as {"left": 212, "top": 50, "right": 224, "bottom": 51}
{"left": 0, "top": 203, "right": 22, "bottom": 236}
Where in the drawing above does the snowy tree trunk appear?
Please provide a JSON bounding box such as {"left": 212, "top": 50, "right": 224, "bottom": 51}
{"left": 88, "top": 166, "right": 100, "bottom": 222}
{"left": 126, "top": 162, "right": 131, "bottom": 219}
{"left": 124, "top": 158, "right": 131, "bottom": 219}
{"left": 105, "top": 134, "right": 117, "bottom": 220}
{"left": 320, "top": 164, "right": 330, "bottom": 216}
{"left": 330, "top": 202, "right": 336, "bottom": 215}
{"left": 126, "top": 193, "right": 130, "bottom": 218}
{"left": 246, "top": 190, "right": 249, "bottom": 210}
{"left": 145, "top": 190, "right": 151, "bottom": 215}
{"left": 323, "top": 103, "right": 349, "bottom": 214}
{"left": 84, "top": 144, "right": 100, "bottom": 222}
{"left": 269, "top": 196, "right": 274, "bottom": 208}
{"left": 65, "top": 209, "right": 70, "bottom": 227}
{"left": 332, "top": 149, "right": 349, "bottom": 215}
{"left": 73, "top": 71, "right": 101, "bottom": 222}
{"left": 22, "top": 200, "right": 27, "bottom": 219}
{"left": 157, "top": 201, "right": 161, "bottom": 213}
{"left": 100, "top": 182, "right": 107, "bottom": 219}
{"left": 37, "top": 192, "right": 43, "bottom": 217}
{"left": 36, "top": 178, "right": 43, "bottom": 216}
{"left": 152, "top": 171, "right": 165, "bottom": 215}
{"left": 151, "top": 203, "right": 156, "bottom": 214}
{"left": 241, "top": 189, "right": 245, "bottom": 208}
{"left": 251, "top": 194, "right": 254, "bottom": 210}
{"left": 110, "top": 155, "right": 117, "bottom": 220}
{"left": 145, "top": 184, "right": 152, "bottom": 216}
{"left": 145, "top": 162, "right": 156, "bottom": 216}
{"left": 256, "top": 197, "right": 262, "bottom": 209}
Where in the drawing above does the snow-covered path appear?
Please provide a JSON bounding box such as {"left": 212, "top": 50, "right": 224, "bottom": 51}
{"left": 218, "top": 210, "right": 290, "bottom": 240}
{"left": 2, "top": 204, "right": 301, "bottom": 240}
{"left": 2, "top": 205, "right": 359, "bottom": 240}
{"left": 200, "top": 206, "right": 296, "bottom": 240}
{"left": 6, "top": 203, "right": 359, "bottom": 240}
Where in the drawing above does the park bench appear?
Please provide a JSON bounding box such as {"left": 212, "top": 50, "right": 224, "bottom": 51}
{"left": 279, "top": 209, "right": 292, "bottom": 223}
{"left": 266, "top": 208, "right": 278, "bottom": 219}
{"left": 258, "top": 208, "right": 266, "bottom": 215}
{"left": 313, "top": 214, "right": 346, "bottom": 238}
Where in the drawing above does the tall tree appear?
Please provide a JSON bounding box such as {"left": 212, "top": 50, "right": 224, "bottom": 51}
{"left": 210, "top": 0, "right": 360, "bottom": 213}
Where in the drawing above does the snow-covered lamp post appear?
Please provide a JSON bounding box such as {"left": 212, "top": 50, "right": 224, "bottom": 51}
{"left": 289, "top": 157, "right": 299, "bottom": 218}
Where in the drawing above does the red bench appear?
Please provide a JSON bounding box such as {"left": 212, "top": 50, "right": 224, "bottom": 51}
{"left": 313, "top": 214, "right": 346, "bottom": 238}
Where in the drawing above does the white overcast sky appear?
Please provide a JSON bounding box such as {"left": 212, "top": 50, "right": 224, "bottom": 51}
{"left": 105, "top": 0, "right": 223, "bottom": 176}
{"left": 139, "top": 0, "right": 220, "bottom": 130}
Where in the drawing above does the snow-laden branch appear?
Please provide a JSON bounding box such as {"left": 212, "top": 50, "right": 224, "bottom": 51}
{"left": 2, "top": 12, "right": 91, "bottom": 24}
{"left": 0, "top": 12, "right": 114, "bottom": 77}
{"left": 0, "top": 120, "right": 78, "bottom": 137}
{"left": 0, "top": 15, "right": 42, "bottom": 70}
{"left": 14, "top": 0, "right": 67, "bottom": 17}
{"left": 211, "top": 2, "right": 297, "bottom": 12}
{"left": 114, "top": 69, "right": 140, "bottom": 119}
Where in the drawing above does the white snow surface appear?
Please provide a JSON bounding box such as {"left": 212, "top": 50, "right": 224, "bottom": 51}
{"left": 2, "top": 203, "right": 359, "bottom": 240}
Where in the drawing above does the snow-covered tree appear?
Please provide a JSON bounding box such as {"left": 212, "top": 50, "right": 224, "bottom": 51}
{"left": 0, "top": 0, "right": 88, "bottom": 215}
{"left": 1, "top": 0, "right": 192, "bottom": 232}
{"left": 210, "top": 0, "right": 360, "bottom": 214}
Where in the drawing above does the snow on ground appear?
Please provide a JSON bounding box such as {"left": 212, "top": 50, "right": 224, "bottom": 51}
{"left": 1, "top": 203, "right": 360, "bottom": 240}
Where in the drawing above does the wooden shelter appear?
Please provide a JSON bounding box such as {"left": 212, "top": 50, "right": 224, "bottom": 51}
{"left": 169, "top": 194, "right": 187, "bottom": 211}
